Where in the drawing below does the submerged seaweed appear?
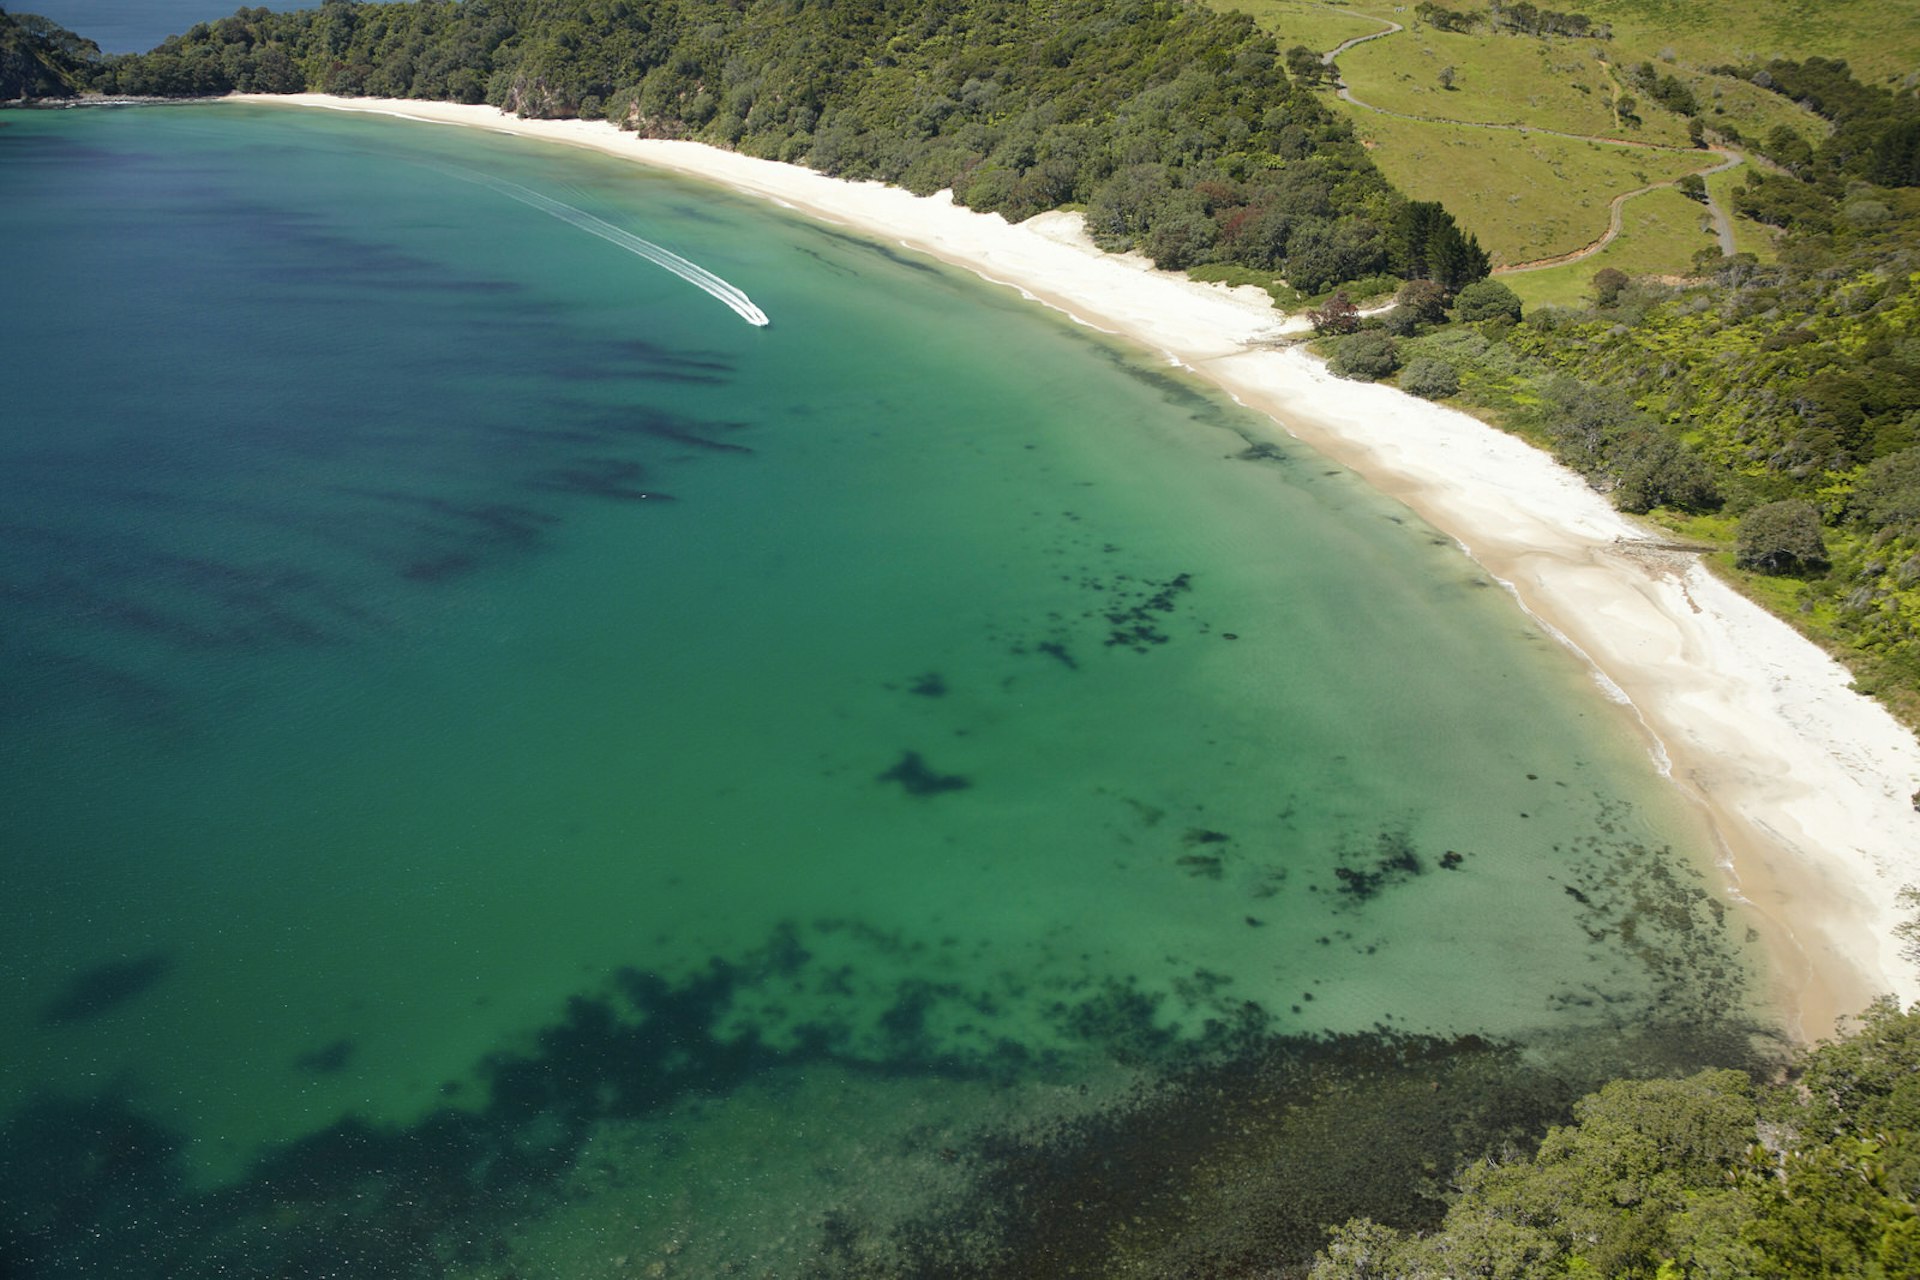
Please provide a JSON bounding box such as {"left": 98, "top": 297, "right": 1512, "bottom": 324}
{"left": 878, "top": 750, "right": 972, "bottom": 796}
{"left": 0, "top": 905, "right": 1771, "bottom": 1279}
{"left": 37, "top": 952, "right": 173, "bottom": 1026}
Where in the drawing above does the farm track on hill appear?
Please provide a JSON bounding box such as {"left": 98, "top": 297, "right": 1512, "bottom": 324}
{"left": 1318, "top": 12, "right": 1743, "bottom": 272}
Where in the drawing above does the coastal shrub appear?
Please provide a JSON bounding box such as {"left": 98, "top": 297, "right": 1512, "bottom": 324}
{"left": 1381, "top": 305, "right": 1422, "bottom": 337}
{"left": 1612, "top": 430, "right": 1721, "bottom": 513}
{"left": 1313, "top": 1002, "right": 1920, "bottom": 1280}
{"left": 1592, "top": 266, "right": 1631, "bottom": 306}
{"left": 1307, "top": 292, "right": 1361, "bottom": 335}
{"left": 1853, "top": 448, "right": 1920, "bottom": 532}
{"left": 1284, "top": 221, "right": 1392, "bottom": 295}
{"left": 1737, "top": 499, "right": 1830, "bottom": 573}
{"left": 1143, "top": 208, "right": 1220, "bottom": 272}
{"left": 1453, "top": 279, "right": 1525, "bottom": 324}
{"left": 1328, "top": 331, "right": 1400, "bottom": 381}
{"left": 1396, "top": 278, "right": 1451, "bottom": 325}
{"left": 1337, "top": 273, "right": 1408, "bottom": 306}
{"left": 1399, "top": 357, "right": 1460, "bottom": 399}
{"left": 1528, "top": 375, "right": 1642, "bottom": 477}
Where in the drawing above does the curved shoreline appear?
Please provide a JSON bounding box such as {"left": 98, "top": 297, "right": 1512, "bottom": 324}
{"left": 228, "top": 93, "right": 1920, "bottom": 1041}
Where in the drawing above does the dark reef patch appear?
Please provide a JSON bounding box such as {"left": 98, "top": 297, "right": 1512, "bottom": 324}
{"left": 38, "top": 952, "right": 173, "bottom": 1026}
{"left": 293, "top": 1039, "right": 356, "bottom": 1075}
{"left": 0, "top": 908, "right": 1771, "bottom": 1280}
{"left": 1331, "top": 829, "right": 1425, "bottom": 903}
{"left": 0, "top": 245, "right": 758, "bottom": 728}
{"left": 627, "top": 415, "right": 755, "bottom": 455}
{"left": 1034, "top": 640, "right": 1079, "bottom": 669}
{"left": 808, "top": 223, "right": 947, "bottom": 277}
{"left": 801, "top": 1020, "right": 1774, "bottom": 1278}
{"left": 527, "top": 457, "right": 669, "bottom": 502}
{"left": 878, "top": 751, "right": 972, "bottom": 797}
{"left": 1177, "top": 853, "right": 1225, "bottom": 879}
{"left": 1102, "top": 571, "right": 1195, "bottom": 651}
{"left": 399, "top": 551, "right": 479, "bottom": 582}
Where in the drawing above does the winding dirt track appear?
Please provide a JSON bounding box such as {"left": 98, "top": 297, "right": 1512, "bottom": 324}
{"left": 1317, "top": 13, "right": 1743, "bottom": 272}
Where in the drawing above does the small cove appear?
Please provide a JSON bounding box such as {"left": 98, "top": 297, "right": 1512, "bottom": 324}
{"left": 0, "top": 103, "right": 1772, "bottom": 1274}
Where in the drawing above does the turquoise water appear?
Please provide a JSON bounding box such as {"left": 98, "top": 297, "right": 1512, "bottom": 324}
{"left": 0, "top": 104, "right": 1764, "bottom": 1275}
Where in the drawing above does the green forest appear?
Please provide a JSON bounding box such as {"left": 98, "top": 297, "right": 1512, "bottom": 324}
{"left": 4, "top": 1, "right": 1920, "bottom": 1275}
{"left": 1310, "top": 998, "right": 1920, "bottom": 1279}
{"left": 2, "top": 0, "right": 1486, "bottom": 289}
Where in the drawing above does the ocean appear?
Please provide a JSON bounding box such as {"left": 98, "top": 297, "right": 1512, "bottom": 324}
{"left": 0, "top": 102, "right": 1767, "bottom": 1275}
{"left": 21, "top": 0, "right": 325, "bottom": 54}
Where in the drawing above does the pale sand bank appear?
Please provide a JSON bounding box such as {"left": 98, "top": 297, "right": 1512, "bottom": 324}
{"left": 230, "top": 94, "right": 1920, "bottom": 1041}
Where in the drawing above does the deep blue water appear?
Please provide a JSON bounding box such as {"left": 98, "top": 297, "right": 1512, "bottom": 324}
{"left": 23, "top": 0, "right": 325, "bottom": 53}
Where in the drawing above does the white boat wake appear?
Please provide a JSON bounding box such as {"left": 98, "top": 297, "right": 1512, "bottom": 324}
{"left": 439, "top": 165, "right": 770, "bottom": 327}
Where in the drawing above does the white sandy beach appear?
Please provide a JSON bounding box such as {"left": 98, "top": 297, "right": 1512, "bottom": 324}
{"left": 232, "top": 93, "right": 1920, "bottom": 1040}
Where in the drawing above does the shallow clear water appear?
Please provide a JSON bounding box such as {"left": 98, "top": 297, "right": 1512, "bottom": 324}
{"left": 0, "top": 104, "right": 1765, "bottom": 1275}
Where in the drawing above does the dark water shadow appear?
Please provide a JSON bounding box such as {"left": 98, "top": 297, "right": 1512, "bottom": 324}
{"left": 37, "top": 952, "right": 173, "bottom": 1026}
{"left": 0, "top": 907, "right": 1776, "bottom": 1278}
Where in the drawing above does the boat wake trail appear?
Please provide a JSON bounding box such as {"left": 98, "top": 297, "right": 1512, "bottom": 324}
{"left": 439, "top": 165, "right": 770, "bottom": 328}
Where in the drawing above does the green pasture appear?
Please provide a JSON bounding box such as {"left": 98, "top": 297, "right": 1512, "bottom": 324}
{"left": 1335, "top": 105, "right": 1710, "bottom": 265}
{"left": 1674, "top": 65, "right": 1830, "bottom": 151}
{"left": 1336, "top": 25, "right": 1691, "bottom": 146}
{"left": 1211, "top": 0, "right": 1386, "bottom": 52}
{"left": 1574, "top": 0, "right": 1920, "bottom": 88}
{"left": 1386, "top": 0, "right": 1920, "bottom": 86}
{"left": 1500, "top": 185, "right": 1719, "bottom": 308}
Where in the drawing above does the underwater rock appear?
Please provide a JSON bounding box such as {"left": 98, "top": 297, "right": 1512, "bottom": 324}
{"left": 1035, "top": 641, "right": 1079, "bottom": 670}
{"left": 878, "top": 751, "right": 972, "bottom": 797}
{"left": 1332, "top": 830, "right": 1425, "bottom": 902}
{"left": 294, "top": 1039, "right": 356, "bottom": 1074}
{"left": 1175, "top": 855, "right": 1224, "bottom": 880}
{"left": 38, "top": 952, "right": 173, "bottom": 1026}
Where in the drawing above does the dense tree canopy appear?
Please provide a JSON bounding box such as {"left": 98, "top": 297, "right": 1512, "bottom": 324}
{"left": 1727, "top": 56, "right": 1920, "bottom": 189}
{"left": 0, "top": 7, "right": 99, "bottom": 97}
{"left": 63, "top": 0, "right": 1487, "bottom": 290}
{"left": 1313, "top": 1000, "right": 1920, "bottom": 1279}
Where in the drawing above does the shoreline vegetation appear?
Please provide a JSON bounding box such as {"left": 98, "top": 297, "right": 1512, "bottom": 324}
{"left": 7, "top": 2, "right": 1917, "bottom": 1267}
{"left": 231, "top": 91, "right": 1920, "bottom": 1043}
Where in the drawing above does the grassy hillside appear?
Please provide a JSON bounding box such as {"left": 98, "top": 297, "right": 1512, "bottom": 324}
{"left": 1337, "top": 111, "right": 1706, "bottom": 266}
{"left": 1212, "top": 1, "right": 1920, "bottom": 729}
{"left": 1337, "top": 23, "right": 1689, "bottom": 145}
{"left": 1212, "top": 0, "right": 1383, "bottom": 53}
{"left": 1213, "top": 0, "right": 1869, "bottom": 283}
{"left": 1502, "top": 183, "right": 1719, "bottom": 307}
{"left": 1574, "top": 0, "right": 1920, "bottom": 88}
